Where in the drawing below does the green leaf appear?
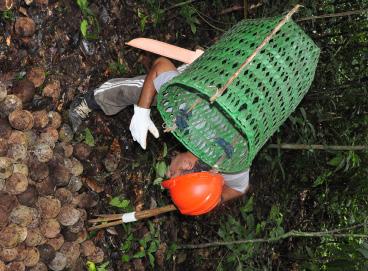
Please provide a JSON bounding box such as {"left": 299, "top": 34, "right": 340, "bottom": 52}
{"left": 241, "top": 196, "right": 253, "bottom": 214}
{"left": 162, "top": 143, "right": 168, "bottom": 158}
{"left": 109, "top": 197, "right": 130, "bottom": 209}
{"left": 1, "top": 10, "right": 14, "bottom": 21}
{"left": 86, "top": 261, "right": 96, "bottom": 271}
{"left": 270, "top": 226, "right": 284, "bottom": 238}
{"left": 84, "top": 128, "right": 95, "bottom": 146}
{"left": 305, "top": 246, "right": 314, "bottom": 258}
{"left": 328, "top": 154, "right": 344, "bottom": 167}
{"left": 108, "top": 61, "right": 126, "bottom": 76}
{"left": 139, "top": 238, "right": 146, "bottom": 247}
{"left": 255, "top": 223, "right": 262, "bottom": 235}
{"left": 80, "top": 19, "right": 88, "bottom": 38}
{"left": 121, "top": 239, "right": 131, "bottom": 252}
{"left": 96, "top": 262, "right": 109, "bottom": 271}
{"left": 121, "top": 254, "right": 130, "bottom": 262}
{"left": 127, "top": 233, "right": 133, "bottom": 241}
{"left": 149, "top": 222, "right": 157, "bottom": 236}
{"left": 190, "top": 23, "right": 197, "bottom": 34}
{"left": 349, "top": 151, "right": 360, "bottom": 168}
{"left": 133, "top": 250, "right": 146, "bottom": 258}
{"left": 132, "top": 161, "right": 139, "bottom": 169}
{"left": 166, "top": 243, "right": 177, "bottom": 260}
{"left": 312, "top": 171, "right": 332, "bottom": 187}
{"left": 156, "top": 161, "right": 167, "bottom": 178}
{"left": 357, "top": 247, "right": 368, "bottom": 259}
{"left": 148, "top": 253, "right": 155, "bottom": 267}
{"left": 269, "top": 205, "right": 281, "bottom": 221}
{"left": 153, "top": 177, "right": 163, "bottom": 186}
{"left": 148, "top": 241, "right": 158, "bottom": 253}
{"left": 137, "top": 8, "right": 148, "bottom": 32}
{"left": 300, "top": 107, "right": 307, "bottom": 120}
{"left": 76, "top": 0, "right": 88, "bottom": 10}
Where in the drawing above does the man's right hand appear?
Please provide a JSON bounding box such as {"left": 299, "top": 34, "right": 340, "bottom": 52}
{"left": 129, "top": 105, "right": 159, "bottom": 150}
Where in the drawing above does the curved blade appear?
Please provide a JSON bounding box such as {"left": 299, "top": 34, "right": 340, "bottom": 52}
{"left": 126, "top": 38, "right": 204, "bottom": 64}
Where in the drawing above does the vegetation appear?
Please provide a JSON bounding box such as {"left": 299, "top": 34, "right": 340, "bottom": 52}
{"left": 76, "top": 0, "right": 100, "bottom": 40}
{"left": 1, "top": 9, "right": 14, "bottom": 21}
{"left": 126, "top": 0, "right": 367, "bottom": 270}
{"left": 83, "top": 128, "right": 95, "bottom": 146}
{"left": 86, "top": 261, "right": 110, "bottom": 271}
{"left": 96, "top": 0, "right": 367, "bottom": 269}
{"left": 1, "top": 0, "right": 366, "bottom": 270}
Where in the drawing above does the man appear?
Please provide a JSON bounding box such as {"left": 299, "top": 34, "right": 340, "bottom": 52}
{"left": 69, "top": 57, "right": 250, "bottom": 203}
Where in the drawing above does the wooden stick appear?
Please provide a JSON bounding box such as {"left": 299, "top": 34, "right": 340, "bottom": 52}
{"left": 195, "top": 9, "right": 225, "bottom": 32}
{"left": 87, "top": 205, "right": 177, "bottom": 231}
{"left": 243, "top": 0, "right": 248, "bottom": 18}
{"left": 88, "top": 216, "right": 122, "bottom": 223}
{"left": 209, "top": 4, "right": 302, "bottom": 103}
{"left": 268, "top": 144, "right": 368, "bottom": 151}
{"left": 163, "top": 0, "right": 199, "bottom": 12}
{"left": 95, "top": 214, "right": 122, "bottom": 218}
{"left": 296, "top": 9, "right": 368, "bottom": 22}
{"left": 165, "top": 5, "right": 302, "bottom": 133}
{"left": 164, "top": 8, "right": 366, "bottom": 134}
{"left": 135, "top": 204, "right": 177, "bottom": 220}
{"left": 219, "top": 3, "right": 263, "bottom": 15}
{"left": 88, "top": 220, "right": 123, "bottom": 231}
{"left": 179, "top": 222, "right": 368, "bottom": 249}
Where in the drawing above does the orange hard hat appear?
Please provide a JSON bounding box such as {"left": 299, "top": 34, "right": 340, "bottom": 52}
{"left": 161, "top": 172, "right": 224, "bottom": 215}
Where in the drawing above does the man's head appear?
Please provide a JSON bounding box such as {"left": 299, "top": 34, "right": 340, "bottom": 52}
{"left": 167, "top": 151, "right": 211, "bottom": 178}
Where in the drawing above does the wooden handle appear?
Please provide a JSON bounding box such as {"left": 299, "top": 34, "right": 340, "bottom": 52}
{"left": 87, "top": 204, "right": 177, "bottom": 231}
{"left": 135, "top": 204, "right": 177, "bottom": 220}
{"left": 88, "top": 220, "right": 123, "bottom": 231}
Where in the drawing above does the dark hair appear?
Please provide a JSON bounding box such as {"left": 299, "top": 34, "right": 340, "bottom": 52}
{"left": 181, "top": 160, "right": 211, "bottom": 175}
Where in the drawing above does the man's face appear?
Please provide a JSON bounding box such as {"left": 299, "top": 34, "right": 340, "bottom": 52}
{"left": 167, "top": 152, "right": 199, "bottom": 178}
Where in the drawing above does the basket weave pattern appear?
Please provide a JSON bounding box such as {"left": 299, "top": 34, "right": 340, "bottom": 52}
{"left": 158, "top": 16, "right": 320, "bottom": 173}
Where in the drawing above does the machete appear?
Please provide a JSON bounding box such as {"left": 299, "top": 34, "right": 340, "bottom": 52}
{"left": 125, "top": 38, "right": 204, "bottom": 64}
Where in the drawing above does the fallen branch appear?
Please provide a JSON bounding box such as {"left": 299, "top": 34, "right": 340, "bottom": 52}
{"left": 219, "top": 4, "right": 367, "bottom": 21}
{"left": 219, "top": 3, "right": 263, "bottom": 15}
{"left": 179, "top": 222, "right": 368, "bottom": 249}
{"left": 163, "top": 0, "right": 200, "bottom": 12}
{"left": 243, "top": 0, "right": 248, "bottom": 18}
{"left": 296, "top": 9, "right": 368, "bottom": 22}
{"left": 267, "top": 144, "right": 368, "bottom": 151}
{"left": 194, "top": 8, "right": 225, "bottom": 32}
{"left": 210, "top": 4, "right": 302, "bottom": 103}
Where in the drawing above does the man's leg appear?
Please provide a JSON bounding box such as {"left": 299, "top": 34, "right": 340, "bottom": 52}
{"left": 69, "top": 75, "right": 146, "bottom": 132}
{"left": 94, "top": 75, "right": 146, "bottom": 115}
{"left": 69, "top": 57, "right": 177, "bottom": 132}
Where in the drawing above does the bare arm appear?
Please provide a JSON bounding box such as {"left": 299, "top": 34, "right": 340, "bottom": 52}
{"left": 130, "top": 57, "right": 177, "bottom": 149}
{"left": 221, "top": 185, "right": 248, "bottom": 202}
{"left": 137, "top": 57, "right": 177, "bottom": 109}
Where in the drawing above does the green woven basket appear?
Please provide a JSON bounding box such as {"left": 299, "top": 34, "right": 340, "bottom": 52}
{"left": 158, "top": 16, "right": 320, "bottom": 173}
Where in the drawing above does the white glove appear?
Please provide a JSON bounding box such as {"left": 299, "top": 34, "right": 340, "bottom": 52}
{"left": 129, "top": 105, "right": 159, "bottom": 150}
